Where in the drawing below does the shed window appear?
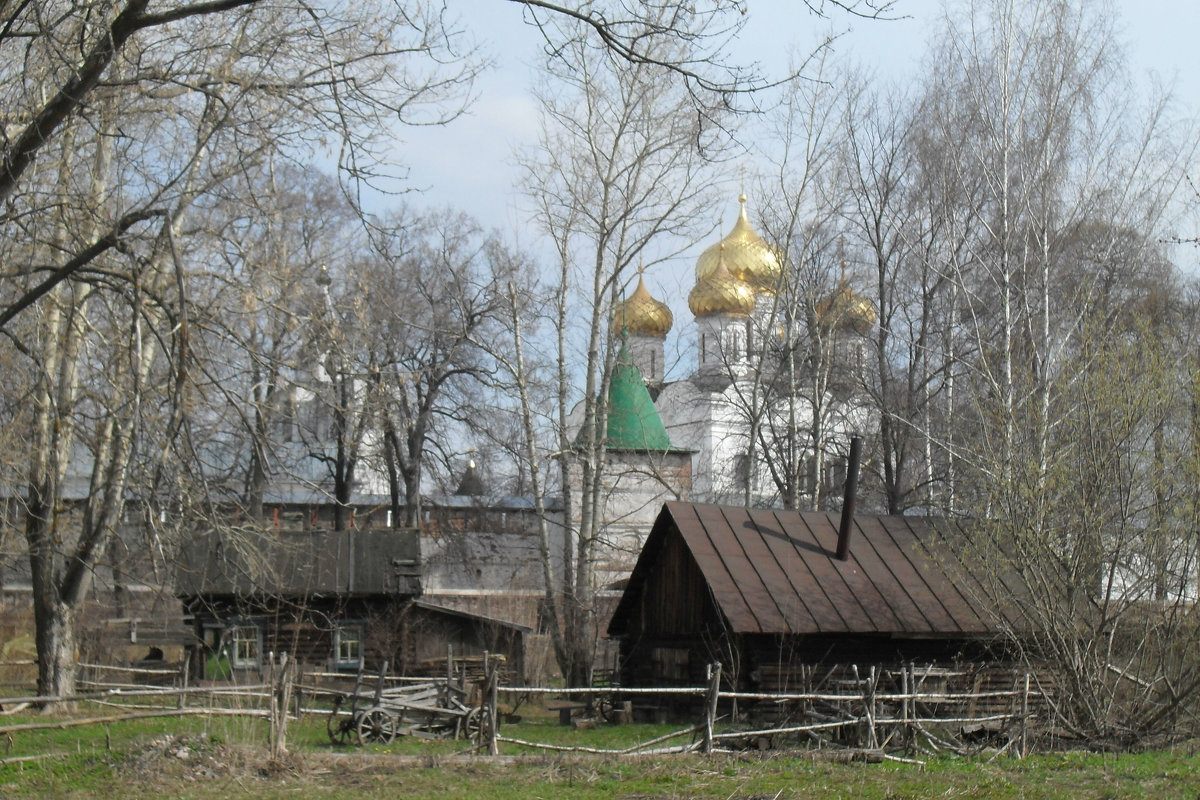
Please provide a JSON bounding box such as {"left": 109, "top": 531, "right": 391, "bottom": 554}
{"left": 334, "top": 624, "right": 363, "bottom": 669}
{"left": 231, "top": 626, "right": 261, "bottom": 669}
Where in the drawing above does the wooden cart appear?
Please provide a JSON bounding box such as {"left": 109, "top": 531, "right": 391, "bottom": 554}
{"left": 326, "top": 664, "right": 492, "bottom": 745}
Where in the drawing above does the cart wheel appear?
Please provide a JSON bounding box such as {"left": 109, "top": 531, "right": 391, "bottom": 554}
{"left": 327, "top": 698, "right": 354, "bottom": 745}
{"left": 357, "top": 707, "right": 397, "bottom": 745}
{"left": 464, "top": 706, "right": 492, "bottom": 743}
{"left": 598, "top": 696, "right": 616, "bottom": 722}
{"left": 464, "top": 706, "right": 480, "bottom": 741}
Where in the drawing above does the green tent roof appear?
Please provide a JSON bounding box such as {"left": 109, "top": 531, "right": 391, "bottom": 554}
{"left": 603, "top": 344, "right": 675, "bottom": 452}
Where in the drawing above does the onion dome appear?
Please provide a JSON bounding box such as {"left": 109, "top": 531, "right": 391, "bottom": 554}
{"left": 694, "top": 193, "right": 781, "bottom": 294}
{"left": 454, "top": 458, "right": 486, "bottom": 496}
{"left": 816, "top": 279, "right": 877, "bottom": 334}
{"left": 688, "top": 246, "right": 757, "bottom": 318}
{"left": 612, "top": 271, "right": 673, "bottom": 337}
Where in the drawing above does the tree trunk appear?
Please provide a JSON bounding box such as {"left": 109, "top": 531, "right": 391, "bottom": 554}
{"left": 30, "top": 558, "right": 80, "bottom": 707}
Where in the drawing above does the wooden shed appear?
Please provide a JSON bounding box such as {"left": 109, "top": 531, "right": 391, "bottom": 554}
{"left": 607, "top": 502, "right": 1028, "bottom": 692}
{"left": 176, "top": 527, "right": 527, "bottom": 681}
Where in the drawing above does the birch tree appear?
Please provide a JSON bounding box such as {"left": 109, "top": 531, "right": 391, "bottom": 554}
{"left": 516, "top": 9, "right": 726, "bottom": 685}
{"left": 923, "top": 0, "right": 1200, "bottom": 739}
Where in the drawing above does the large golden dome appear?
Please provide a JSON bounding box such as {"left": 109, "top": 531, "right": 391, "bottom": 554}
{"left": 694, "top": 193, "right": 781, "bottom": 294}
{"left": 688, "top": 247, "right": 757, "bottom": 318}
{"left": 612, "top": 272, "right": 673, "bottom": 337}
{"left": 816, "top": 279, "right": 877, "bottom": 334}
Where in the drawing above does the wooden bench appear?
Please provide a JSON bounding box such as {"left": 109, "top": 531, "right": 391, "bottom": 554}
{"left": 545, "top": 701, "right": 586, "bottom": 725}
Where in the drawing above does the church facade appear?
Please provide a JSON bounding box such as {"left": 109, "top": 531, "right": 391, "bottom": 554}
{"left": 610, "top": 193, "right": 876, "bottom": 513}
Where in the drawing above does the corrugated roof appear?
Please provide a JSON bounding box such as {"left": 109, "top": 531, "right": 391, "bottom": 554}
{"left": 609, "top": 502, "right": 1024, "bottom": 638}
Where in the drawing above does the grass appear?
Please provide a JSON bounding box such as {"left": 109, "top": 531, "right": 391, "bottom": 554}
{"left": 0, "top": 701, "right": 1197, "bottom": 798}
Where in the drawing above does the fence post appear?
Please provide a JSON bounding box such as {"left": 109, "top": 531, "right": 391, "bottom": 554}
{"left": 802, "top": 664, "right": 811, "bottom": 721}
{"left": 177, "top": 658, "right": 189, "bottom": 710}
{"left": 268, "top": 653, "right": 279, "bottom": 758}
{"left": 702, "top": 662, "right": 721, "bottom": 754}
{"left": 851, "top": 664, "right": 863, "bottom": 748}
{"left": 487, "top": 659, "right": 500, "bottom": 756}
{"left": 901, "top": 664, "right": 910, "bottom": 751}
{"left": 1019, "top": 671, "right": 1030, "bottom": 759}
{"left": 866, "top": 665, "right": 878, "bottom": 749}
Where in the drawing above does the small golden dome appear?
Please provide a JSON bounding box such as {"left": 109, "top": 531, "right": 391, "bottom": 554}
{"left": 817, "top": 279, "right": 877, "bottom": 334}
{"left": 612, "top": 272, "right": 673, "bottom": 337}
{"left": 688, "top": 247, "right": 757, "bottom": 318}
{"left": 695, "top": 193, "right": 781, "bottom": 294}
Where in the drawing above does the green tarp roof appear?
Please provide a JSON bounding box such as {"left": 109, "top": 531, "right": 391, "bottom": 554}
{"left": 603, "top": 343, "right": 674, "bottom": 451}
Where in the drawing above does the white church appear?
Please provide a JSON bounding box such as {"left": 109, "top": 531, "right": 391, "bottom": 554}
{"left": 607, "top": 192, "right": 877, "bottom": 513}
{"left": 570, "top": 192, "right": 878, "bottom": 601}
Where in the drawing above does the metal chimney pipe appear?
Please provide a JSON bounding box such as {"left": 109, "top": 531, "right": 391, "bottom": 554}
{"left": 835, "top": 435, "right": 863, "bottom": 561}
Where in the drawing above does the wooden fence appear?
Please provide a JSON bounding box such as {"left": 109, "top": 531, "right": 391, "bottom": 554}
{"left": 0, "top": 658, "right": 1042, "bottom": 764}
{"left": 489, "top": 662, "right": 1042, "bottom": 762}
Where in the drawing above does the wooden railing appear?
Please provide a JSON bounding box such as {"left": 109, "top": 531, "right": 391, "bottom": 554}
{"left": 0, "top": 659, "right": 1044, "bottom": 765}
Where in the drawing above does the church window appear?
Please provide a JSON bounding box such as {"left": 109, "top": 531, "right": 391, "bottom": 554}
{"left": 278, "top": 400, "right": 296, "bottom": 442}
{"left": 734, "top": 453, "right": 751, "bottom": 490}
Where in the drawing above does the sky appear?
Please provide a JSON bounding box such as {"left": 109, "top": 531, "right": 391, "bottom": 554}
{"left": 394, "top": 0, "right": 1198, "bottom": 230}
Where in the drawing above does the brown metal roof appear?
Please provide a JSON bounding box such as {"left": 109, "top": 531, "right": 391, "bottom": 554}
{"left": 610, "top": 502, "right": 1023, "bottom": 638}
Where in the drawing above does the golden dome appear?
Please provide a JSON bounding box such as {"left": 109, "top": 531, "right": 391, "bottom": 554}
{"left": 694, "top": 193, "right": 781, "bottom": 294}
{"left": 612, "top": 272, "right": 673, "bottom": 337}
{"left": 688, "top": 247, "right": 757, "bottom": 318}
{"left": 816, "top": 279, "right": 877, "bottom": 334}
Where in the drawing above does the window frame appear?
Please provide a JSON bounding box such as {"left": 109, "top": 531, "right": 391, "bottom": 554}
{"left": 333, "top": 623, "right": 364, "bottom": 670}
{"left": 230, "top": 625, "right": 261, "bottom": 670}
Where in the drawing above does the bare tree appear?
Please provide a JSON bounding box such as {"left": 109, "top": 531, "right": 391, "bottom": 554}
{"left": 513, "top": 8, "right": 728, "bottom": 685}
{"left": 1, "top": 1, "right": 475, "bottom": 705}
{"left": 730, "top": 57, "right": 858, "bottom": 511}
{"left": 0, "top": 0, "right": 476, "bottom": 328}
{"left": 918, "top": 0, "right": 1200, "bottom": 740}
{"left": 178, "top": 164, "right": 358, "bottom": 522}
{"left": 359, "top": 209, "right": 513, "bottom": 529}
